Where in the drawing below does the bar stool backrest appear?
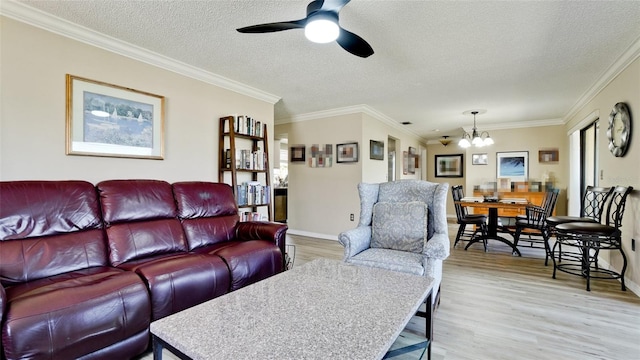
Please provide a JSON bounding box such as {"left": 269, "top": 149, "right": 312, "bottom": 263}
{"left": 603, "top": 186, "right": 634, "bottom": 229}
{"left": 581, "top": 186, "right": 613, "bottom": 222}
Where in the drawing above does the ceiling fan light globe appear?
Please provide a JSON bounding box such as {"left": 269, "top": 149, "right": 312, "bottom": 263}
{"left": 305, "top": 19, "right": 339, "bottom": 43}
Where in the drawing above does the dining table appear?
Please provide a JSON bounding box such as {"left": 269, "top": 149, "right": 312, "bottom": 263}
{"left": 455, "top": 200, "right": 531, "bottom": 256}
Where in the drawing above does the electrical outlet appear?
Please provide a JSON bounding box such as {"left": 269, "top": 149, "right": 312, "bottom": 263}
{"left": 350, "top": 213, "right": 354, "bottom": 221}
{"left": 632, "top": 239, "right": 636, "bottom": 252}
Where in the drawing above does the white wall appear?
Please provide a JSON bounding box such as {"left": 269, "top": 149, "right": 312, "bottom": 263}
{"left": 0, "top": 17, "right": 274, "bottom": 183}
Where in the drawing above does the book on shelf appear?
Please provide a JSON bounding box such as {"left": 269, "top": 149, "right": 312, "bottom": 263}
{"left": 239, "top": 211, "right": 267, "bottom": 222}
{"left": 236, "top": 182, "right": 270, "bottom": 206}
{"left": 226, "top": 149, "right": 266, "bottom": 170}
{"left": 224, "top": 115, "right": 263, "bottom": 137}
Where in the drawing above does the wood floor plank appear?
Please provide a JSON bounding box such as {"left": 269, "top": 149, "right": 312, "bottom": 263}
{"left": 286, "top": 224, "right": 640, "bottom": 360}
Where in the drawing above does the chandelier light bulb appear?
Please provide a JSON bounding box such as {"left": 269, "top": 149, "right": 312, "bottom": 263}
{"left": 484, "top": 136, "right": 494, "bottom": 146}
{"left": 458, "top": 138, "right": 471, "bottom": 148}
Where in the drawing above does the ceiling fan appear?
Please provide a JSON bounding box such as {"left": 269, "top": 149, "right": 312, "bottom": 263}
{"left": 236, "top": 0, "right": 374, "bottom": 58}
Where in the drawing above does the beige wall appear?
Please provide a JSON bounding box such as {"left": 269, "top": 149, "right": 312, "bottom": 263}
{"left": 565, "top": 57, "right": 640, "bottom": 290}
{"left": 275, "top": 112, "right": 425, "bottom": 239}
{"left": 0, "top": 17, "right": 274, "bottom": 183}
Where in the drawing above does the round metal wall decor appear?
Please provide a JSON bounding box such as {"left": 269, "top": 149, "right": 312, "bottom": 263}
{"left": 607, "top": 102, "right": 631, "bottom": 157}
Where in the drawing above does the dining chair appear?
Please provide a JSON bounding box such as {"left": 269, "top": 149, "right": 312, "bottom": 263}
{"left": 451, "top": 185, "right": 488, "bottom": 250}
{"left": 512, "top": 188, "right": 560, "bottom": 265}
{"left": 552, "top": 186, "right": 633, "bottom": 291}
{"left": 546, "top": 186, "right": 613, "bottom": 229}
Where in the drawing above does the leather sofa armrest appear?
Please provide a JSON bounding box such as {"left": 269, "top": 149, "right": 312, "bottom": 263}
{"left": 424, "top": 232, "right": 450, "bottom": 260}
{"left": 235, "top": 221, "right": 288, "bottom": 258}
{"left": 1, "top": 283, "right": 6, "bottom": 330}
{"left": 338, "top": 226, "right": 372, "bottom": 260}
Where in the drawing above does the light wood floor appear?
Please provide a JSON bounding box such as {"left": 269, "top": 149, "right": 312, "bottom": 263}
{"left": 286, "top": 224, "right": 640, "bottom": 360}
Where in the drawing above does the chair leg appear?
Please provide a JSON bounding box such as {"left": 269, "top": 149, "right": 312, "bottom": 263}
{"left": 551, "top": 241, "right": 559, "bottom": 279}
{"left": 542, "top": 229, "right": 550, "bottom": 267}
{"left": 620, "top": 246, "right": 628, "bottom": 291}
{"left": 481, "top": 223, "right": 488, "bottom": 252}
{"left": 513, "top": 226, "right": 522, "bottom": 254}
{"left": 454, "top": 224, "right": 465, "bottom": 247}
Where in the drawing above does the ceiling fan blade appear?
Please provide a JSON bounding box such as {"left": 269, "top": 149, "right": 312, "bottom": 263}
{"left": 337, "top": 28, "right": 374, "bottom": 58}
{"left": 237, "top": 19, "right": 306, "bottom": 33}
{"left": 319, "top": 0, "right": 351, "bottom": 12}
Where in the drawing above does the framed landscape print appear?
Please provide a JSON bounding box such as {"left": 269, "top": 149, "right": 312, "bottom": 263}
{"left": 497, "top": 151, "right": 528, "bottom": 181}
{"left": 435, "top": 154, "right": 463, "bottom": 177}
{"left": 66, "top": 74, "right": 165, "bottom": 159}
{"left": 337, "top": 142, "right": 359, "bottom": 163}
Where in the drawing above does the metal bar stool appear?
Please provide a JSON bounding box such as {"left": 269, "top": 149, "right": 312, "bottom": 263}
{"left": 552, "top": 186, "right": 633, "bottom": 291}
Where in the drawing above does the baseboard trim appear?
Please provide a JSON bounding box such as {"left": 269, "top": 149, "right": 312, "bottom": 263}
{"left": 597, "top": 257, "right": 640, "bottom": 296}
{"left": 287, "top": 229, "right": 339, "bottom": 241}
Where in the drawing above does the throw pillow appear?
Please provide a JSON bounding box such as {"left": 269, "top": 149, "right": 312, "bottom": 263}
{"left": 371, "top": 201, "right": 428, "bottom": 253}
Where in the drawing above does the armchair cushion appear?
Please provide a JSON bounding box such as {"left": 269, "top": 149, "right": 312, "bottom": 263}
{"left": 371, "top": 201, "right": 427, "bottom": 253}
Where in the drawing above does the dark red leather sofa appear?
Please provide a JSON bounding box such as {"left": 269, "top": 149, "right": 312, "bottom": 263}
{"left": 0, "top": 180, "right": 287, "bottom": 359}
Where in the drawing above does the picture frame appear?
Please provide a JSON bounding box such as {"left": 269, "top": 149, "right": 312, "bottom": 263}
{"left": 472, "top": 153, "right": 488, "bottom": 165}
{"left": 497, "top": 151, "right": 529, "bottom": 181}
{"left": 309, "top": 144, "right": 333, "bottom": 167}
{"left": 337, "top": 142, "right": 359, "bottom": 163}
{"left": 370, "top": 140, "right": 384, "bottom": 160}
{"left": 538, "top": 149, "right": 559, "bottom": 163}
{"left": 66, "top": 74, "right": 164, "bottom": 159}
{"left": 435, "top": 154, "right": 463, "bottom": 177}
{"left": 290, "top": 145, "right": 306, "bottom": 162}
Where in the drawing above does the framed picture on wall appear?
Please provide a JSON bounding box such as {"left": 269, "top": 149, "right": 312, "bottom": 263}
{"left": 337, "top": 142, "right": 359, "bottom": 163}
{"left": 370, "top": 140, "right": 384, "bottom": 160}
{"left": 497, "top": 151, "right": 529, "bottom": 181}
{"left": 290, "top": 145, "right": 306, "bottom": 162}
{"left": 472, "top": 153, "right": 488, "bottom": 165}
{"left": 538, "top": 149, "right": 559, "bottom": 163}
{"left": 435, "top": 154, "right": 463, "bottom": 177}
{"left": 66, "top": 74, "right": 165, "bottom": 159}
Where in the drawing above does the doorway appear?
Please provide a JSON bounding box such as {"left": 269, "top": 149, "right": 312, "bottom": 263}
{"left": 387, "top": 137, "right": 397, "bottom": 181}
{"left": 581, "top": 120, "right": 599, "bottom": 193}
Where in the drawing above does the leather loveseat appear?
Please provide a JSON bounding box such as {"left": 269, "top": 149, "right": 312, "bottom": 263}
{"left": 0, "top": 180, "right": 287, "bottom": 359}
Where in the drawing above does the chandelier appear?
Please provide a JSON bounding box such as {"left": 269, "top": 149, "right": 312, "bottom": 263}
{"left": 458, "top": 110, "right": 493, "bottom": 148}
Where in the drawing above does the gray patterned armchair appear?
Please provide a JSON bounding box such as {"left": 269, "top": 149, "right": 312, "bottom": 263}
{"left": 338, "top": 180, "right": 450, "bottom": 309}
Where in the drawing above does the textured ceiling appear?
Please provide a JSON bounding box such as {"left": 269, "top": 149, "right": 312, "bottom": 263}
{"left": 14, "top": 0, "right": 640, "bottom": 139}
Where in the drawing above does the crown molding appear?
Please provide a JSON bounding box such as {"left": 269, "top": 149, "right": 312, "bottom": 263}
{"left": 461, "top": 117, "right": 564, "bottom": 133}
{"left": 563, "top": 34, "right": 640, "bottom": 123}
{"left": 275, "top": 104, "right": 426, "bottom": 141}
{"left": 0, "top": 1, "right": 281, "bottom": 105}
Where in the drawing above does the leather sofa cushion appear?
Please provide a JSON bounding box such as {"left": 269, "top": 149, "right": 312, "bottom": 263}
{"left": 97, "top": 179, "right": 176, "bottom": 224}
{"left": 118, "top": 253, "right": 231, "bottom": 320}
{"left": 195, "top": 240, "right": 283, "bottom": 291}
{"left": 98, "top": 180, "right": 190, "bottom": 266}
{"left": 0, "top": 180, "right": 102, "bottom": 240}
{"left": 173, "top": 182, "right": 240, "bottom": 250}
{"left": 2, "top": 267, "right": 150, "bottom": 359}
{"left": 173, "top": 182, "right": 238, "bottom": 218}
{"left": 107, "top": 218, "right": 188, "bottom": 267}
{"left": 0, "top": 229, "right": 108, "bottom": 286}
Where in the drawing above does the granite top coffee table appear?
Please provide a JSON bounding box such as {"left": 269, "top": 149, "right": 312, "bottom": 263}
{"left": 150, "top": 258, "right": 434, "bottom": 360}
